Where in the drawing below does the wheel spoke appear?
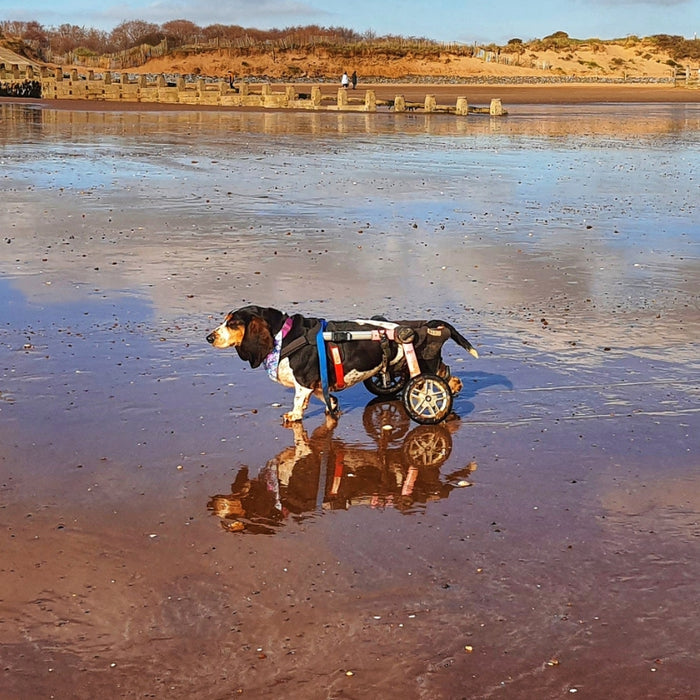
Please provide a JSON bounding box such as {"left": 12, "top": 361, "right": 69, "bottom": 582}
{"left": 409, "top": 380, "right": 438, "bottom": 416}
{"left": 403, "top": 374, "right": 453, "bottom": 424}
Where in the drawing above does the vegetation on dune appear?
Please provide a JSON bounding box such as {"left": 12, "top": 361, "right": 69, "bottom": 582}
{"left": 1, "top": 20, "right": 698, "bottom": 78}
{"left": 648, "top": 33, "right": 700, "bottom": 60}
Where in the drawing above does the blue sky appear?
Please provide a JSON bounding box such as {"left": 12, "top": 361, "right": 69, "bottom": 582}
{"left": 3, "top": 0, "right": 700, "bottom": 44}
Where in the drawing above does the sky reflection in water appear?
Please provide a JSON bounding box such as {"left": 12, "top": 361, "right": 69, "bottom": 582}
{"left": 0, "top": 100, "right": 698, "bottom": 515}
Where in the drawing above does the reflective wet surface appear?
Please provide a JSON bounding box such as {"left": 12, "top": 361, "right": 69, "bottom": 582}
{"left": 208, "top": 408, "right": 479, "bottom": 534}
{"left": 1, "top": 102, "right": 699, "bottom": 698}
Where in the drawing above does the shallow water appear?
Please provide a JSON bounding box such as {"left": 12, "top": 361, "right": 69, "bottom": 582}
{"left": 1, "top": 102, "right": 699, "bottom": 698}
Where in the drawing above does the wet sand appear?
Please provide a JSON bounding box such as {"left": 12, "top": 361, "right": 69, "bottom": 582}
{"left": 3, "top": 82, "right": 700, "bottom": 116}
{"left": 364, "top": 83, "right": 700, "bottom": 105}
{"left": 1, "top": 101, "right": 699, "bottom": 698}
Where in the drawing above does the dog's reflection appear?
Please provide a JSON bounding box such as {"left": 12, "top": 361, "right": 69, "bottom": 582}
{"left": 208, "top": 401, "right": 477, "bottom": 534}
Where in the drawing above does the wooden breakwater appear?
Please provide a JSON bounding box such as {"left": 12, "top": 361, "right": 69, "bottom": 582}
{"left": 0, "top": 64, "right": 507, "bottom": 116}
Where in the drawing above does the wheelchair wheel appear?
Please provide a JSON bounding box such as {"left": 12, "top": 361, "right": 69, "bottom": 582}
{"left": 402, "top": 424, "right": 452, "bottom": 467}
{"left": 364, "top": 368, "right": 409, "bottom": 397}
{"left": 362, "top": 399, "right": 411, "bottom": 442}
{"left": 402, "top": 374, "right": 453, "bottom": 425}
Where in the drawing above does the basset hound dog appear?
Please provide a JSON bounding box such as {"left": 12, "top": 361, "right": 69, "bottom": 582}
{"left": 206, "top": 305, "right": 478, "bottom": 423}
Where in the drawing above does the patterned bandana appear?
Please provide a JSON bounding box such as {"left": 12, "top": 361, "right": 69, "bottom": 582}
{"left": 262, "top": 316, "right": 293, "bottom": 382}
{"left": 263, "top": 329, "right": 283, "bottom": 382}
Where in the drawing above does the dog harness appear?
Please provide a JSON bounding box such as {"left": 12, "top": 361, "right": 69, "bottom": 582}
{"left": 328, "top": 345, "right": 345, "bottom": 388}
{"left": 315, "top": 320, "right": 348, "bottom": 413}
{"left": 316, "top": 320, "right": 332, "bottom": 410}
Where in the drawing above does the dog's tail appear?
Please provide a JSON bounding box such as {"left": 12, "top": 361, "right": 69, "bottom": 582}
{"left": 435, "top": 321, "right": 479, "bottom": 359}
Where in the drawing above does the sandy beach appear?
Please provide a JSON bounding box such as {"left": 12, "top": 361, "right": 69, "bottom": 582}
{"left": 1, "top": 97, "right": 699, "bottom": 698}
{"left": 3, "top": 82, "right": 700, "bottom": 115}
{"left": 362, "top": 83, "right": 700, "bottom": 104}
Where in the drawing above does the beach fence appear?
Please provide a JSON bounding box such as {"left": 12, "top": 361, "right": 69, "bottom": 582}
{"left": 673, "top": 67, "right": 700, "bottom": 88}
{"left": 0, "top": 64, "right": 507, "bottom": 116}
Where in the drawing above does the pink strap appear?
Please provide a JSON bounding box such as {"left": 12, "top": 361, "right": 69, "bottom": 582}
{"left": 281, "top": 317, "right": 294, "bottom": 337}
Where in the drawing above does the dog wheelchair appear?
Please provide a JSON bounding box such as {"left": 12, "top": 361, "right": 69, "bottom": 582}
{"left": 322, "top": 320, "right": 459, "bottom": 425}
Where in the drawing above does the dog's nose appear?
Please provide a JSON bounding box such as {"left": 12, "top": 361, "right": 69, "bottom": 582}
{"left": 206, "top": 332, "right": 215, "bottom": 344}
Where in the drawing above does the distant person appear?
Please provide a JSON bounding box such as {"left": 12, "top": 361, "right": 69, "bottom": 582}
{"left": 351, "top": 71, "right": 358, "bottom": 89}
{"left": 341, "top": 71, "right": 349, "bottom": 88}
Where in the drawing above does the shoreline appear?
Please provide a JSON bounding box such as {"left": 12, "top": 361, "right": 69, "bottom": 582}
{"left": 365, "top": 82, "right": 700, "bottom": 104}
{"left": 2, "top": 83, "right": 699, "bottom": 113}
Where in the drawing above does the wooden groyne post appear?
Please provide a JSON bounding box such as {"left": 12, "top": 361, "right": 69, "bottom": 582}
{"left": 0, "top": 64, "right": 508, "bottom": 116}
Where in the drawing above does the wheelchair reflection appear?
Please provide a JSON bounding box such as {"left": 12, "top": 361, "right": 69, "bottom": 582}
{"left": 207, "top": 401, "right": 477, "bottom": 534}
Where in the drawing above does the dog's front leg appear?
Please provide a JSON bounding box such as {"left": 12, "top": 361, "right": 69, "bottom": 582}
{"left": 312, "top": 387, "right": 339, "bottom": 418}
{"left": 283, "top": 382, "right": 313, "bottom": 423}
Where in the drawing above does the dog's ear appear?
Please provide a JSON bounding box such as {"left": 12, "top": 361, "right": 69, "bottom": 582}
{"left": 232, "top": 306, "right": 286, "bottom": 335}
{"left": 236, "top": 316, "right": 275, "bottom": 368}
{"left": 257, "top": 307, "right": 286, "bottom": 334}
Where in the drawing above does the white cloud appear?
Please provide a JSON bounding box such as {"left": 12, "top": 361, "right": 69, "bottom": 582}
{"left": 97, "top": 0, "right": 329, "bottom": 28}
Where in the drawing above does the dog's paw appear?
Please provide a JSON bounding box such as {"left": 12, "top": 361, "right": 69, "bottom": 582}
{"left": 325, "top": 395, "right": 340, "bottom": 416}
{"left": 448, "top": 376, "right": 463, "bottom": 395}
{"left": 282, "top": 411, "right": 304, "bottom": 424}
{"left": 324, "top": 413, "right": 339, "bottom": 430}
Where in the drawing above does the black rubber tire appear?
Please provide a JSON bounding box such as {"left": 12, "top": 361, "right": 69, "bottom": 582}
{"left": 363, "top": 368, "right": 409, "bottom": 397}
{"left": 402, "top": 374, "right": 453, "bottom": 425}
{"left": 362, "top": 398, "right": 411, "bottom": 442}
